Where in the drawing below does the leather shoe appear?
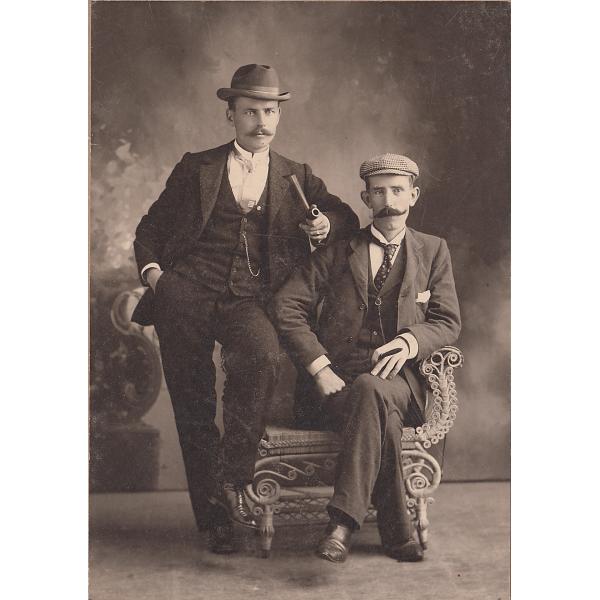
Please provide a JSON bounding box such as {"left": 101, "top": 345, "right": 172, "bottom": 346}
{"left": 315, "top": 523, "right": 352, "bottom": 563}
{"left": 209, "top": 483, "right": 257, "bottom": 529}
{"left": 383, "top": 539, "right": 424, "bottom": 562}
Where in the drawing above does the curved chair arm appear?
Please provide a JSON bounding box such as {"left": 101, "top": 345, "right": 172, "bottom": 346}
{"left": 108, "top": 288, "right": 163, "bottom": 419}
{"left": 412, "top": 346, "right": 464, "bottom": 448}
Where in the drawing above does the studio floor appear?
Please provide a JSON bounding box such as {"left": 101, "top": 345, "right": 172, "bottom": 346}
{"left": 89, "top": 482, "right": 509, "bottom": 600}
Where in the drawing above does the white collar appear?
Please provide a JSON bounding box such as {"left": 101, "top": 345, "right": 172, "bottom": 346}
{"left": 233, "top": 139, "right": 270, "bottom": 162}
{"left": 370, "top": 224, "right": 406, "bottom": 246}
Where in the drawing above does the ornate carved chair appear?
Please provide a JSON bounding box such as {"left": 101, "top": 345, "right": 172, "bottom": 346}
{"left": 111, "top": 287, "right": 464, "bottom": 557}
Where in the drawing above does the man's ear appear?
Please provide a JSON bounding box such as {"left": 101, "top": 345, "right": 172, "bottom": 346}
{"left": 225, "top": 108, "right": 234, "bottom": 126}
{"left": 360, "top": 190, "right": 371, "bottom": 208}
{"left": 409, "top": 186, "right": 420, "bottom": 207}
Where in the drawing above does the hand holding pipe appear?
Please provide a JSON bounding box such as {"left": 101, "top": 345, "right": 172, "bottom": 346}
{"left": 285, "top": 174, "right": 322, "bottom": 220}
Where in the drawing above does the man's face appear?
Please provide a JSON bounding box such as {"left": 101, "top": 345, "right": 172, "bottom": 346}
{"left": 226, "top": 97, "right": 281, "bottom": 153}
{"left": 361, "top": 174, "right": 420, "bottom": 232}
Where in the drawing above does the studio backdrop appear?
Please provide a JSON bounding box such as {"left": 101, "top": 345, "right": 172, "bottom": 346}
{"left": 90, "top": 1, "right": 510, "bottom": 490}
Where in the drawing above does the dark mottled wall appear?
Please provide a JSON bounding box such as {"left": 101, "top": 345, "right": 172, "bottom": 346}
{"left": 91, "top": 1, "right": 510, "bottom": 485}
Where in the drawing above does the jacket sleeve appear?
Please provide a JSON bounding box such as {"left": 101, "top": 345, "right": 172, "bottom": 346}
{"left": 133, "top": 153, "right": 190, "bottom": 282}
{"left": 400, "top": 238, "right": 461, "bottom": 360}
{"left": 272, "top": 245, "right": 338, "bottom": 368}
{"left": 302, "top": 163, "right": 360, "bottom": 242}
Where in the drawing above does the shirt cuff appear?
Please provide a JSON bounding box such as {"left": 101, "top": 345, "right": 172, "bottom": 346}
{"left": 397, "top": 332, "right": 419, "bottom": 359}
{"left": 141, "top": 262, "right": 161, "bottom": 285}
{"left": 306, "top": 354, "right": 331, "bottom": 376}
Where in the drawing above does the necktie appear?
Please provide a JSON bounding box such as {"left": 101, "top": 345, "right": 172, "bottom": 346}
{"left": 371, "top": 234, "right": 399, "bottom": 291}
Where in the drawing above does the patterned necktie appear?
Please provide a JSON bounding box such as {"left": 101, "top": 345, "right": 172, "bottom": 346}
{"left": 372, "top": 235, "right": 399, "bottom": 291}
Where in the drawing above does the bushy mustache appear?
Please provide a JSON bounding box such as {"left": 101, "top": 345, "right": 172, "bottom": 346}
{"left": 374, "top": 206, "right": 408, "bottom": 218}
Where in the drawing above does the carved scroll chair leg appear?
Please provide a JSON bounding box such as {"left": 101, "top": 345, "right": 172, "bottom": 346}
{"left": 258, "top": 505, "right": 275, "bottom": 558}
{"left": 246, "top": 479, "right": 281, "bottom": 558}
{"left": 415, "top": 497, "right": 431, "bottom": 550}
{"left": 402, "top": 445, "right": 441, "bottom": 552}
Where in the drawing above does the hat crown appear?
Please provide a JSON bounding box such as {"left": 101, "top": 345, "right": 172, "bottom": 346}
{"left": 231, "top": 64, "right": 281, "bottom": 92}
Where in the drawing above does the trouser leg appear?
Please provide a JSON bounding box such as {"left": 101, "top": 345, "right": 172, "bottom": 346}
{"left": 217, "top": 296, "right": 280, "bottom": 486}
{"left": 152, "top": 272, "right": 222, "bottom": 530}
{"left": 324, "top": 373, "right": 413, "bottom": 539}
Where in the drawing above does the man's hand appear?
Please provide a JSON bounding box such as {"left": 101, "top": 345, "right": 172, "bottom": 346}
{"left": 299, "top": 212, "right": 330, "bottom": 244}
{"left": 314, "top": 365, "right": 346, "bottom": 398}
{"left": 146, "top": 268, "right": 164, "bottom": 293}
{"left": 371, "top": 338, "right": 410, "bottom": 380}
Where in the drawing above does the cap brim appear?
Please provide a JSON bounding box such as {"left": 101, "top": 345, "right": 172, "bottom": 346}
{"left": 217, "top": 88, "right": 291, "bottom": 102}
{"left": 361, "top": 168, "right": 418, "bottom": 179}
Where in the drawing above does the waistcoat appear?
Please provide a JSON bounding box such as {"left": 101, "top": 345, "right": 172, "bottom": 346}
{"left": 173, "top": 169, "right": 268, "bottom": 296}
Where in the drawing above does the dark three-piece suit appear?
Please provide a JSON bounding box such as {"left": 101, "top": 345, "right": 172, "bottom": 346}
{"left": 273, "top": 226, "right": 461, "bottom": 540}
{"left": 132, "top": 141, "right": 358, "bottom": 530}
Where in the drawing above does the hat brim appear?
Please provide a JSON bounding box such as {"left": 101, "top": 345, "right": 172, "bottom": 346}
{"left": 217, "top": 88, "right": 291, "bottom": 102}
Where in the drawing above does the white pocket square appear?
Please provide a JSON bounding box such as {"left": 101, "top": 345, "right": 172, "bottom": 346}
{"left": 416, "top": 290, "right": 431, "bottom": 303}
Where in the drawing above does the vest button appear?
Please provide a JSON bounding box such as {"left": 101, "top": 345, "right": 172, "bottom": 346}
{"left": 346, "top": 336, "right": 353, "bottom": 343}
{"left": 359, "top": 304, "right": 366, "bottom": 310}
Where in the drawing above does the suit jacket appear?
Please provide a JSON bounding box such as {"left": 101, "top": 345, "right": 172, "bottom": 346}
{"left": 272, "top": 226, "right": 461, "bottom": 417}
{"left": 131, "top": 142, "right": 359, "bottom": 325}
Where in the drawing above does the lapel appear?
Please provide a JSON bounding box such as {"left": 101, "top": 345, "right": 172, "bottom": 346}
{"left": 197, "top": 142, "right": 231, "bottom": 232}
{"left": 267, "top": 150, "right": 293, "bottom": 231}
{"left": 398, "top": 227, "right": 423, "bottom": 299}
{"left": 347, "top": 228, "right": 371, "bottom": 306}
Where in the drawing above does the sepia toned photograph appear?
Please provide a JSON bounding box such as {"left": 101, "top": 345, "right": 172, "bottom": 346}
{"left": 89, "top": 1, "right": 510, "bottom": 598}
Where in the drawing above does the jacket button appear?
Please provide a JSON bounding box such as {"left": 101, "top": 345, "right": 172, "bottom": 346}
{"left": 346, "top": 336, "right": 353, "bottom": 343}
{"left": 372, "top": 331, "right": 379, "bottom": 336}
{"left": 359, "top": 304, "right": 366, "bottom": 311}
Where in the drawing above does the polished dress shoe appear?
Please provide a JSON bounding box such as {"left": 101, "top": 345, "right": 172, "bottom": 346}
{"left": 383, "top": 539, "right": 424, "bottom": 562}
{"left": 315, "top": 523, "right": 352, "bottom": 563}
{"left": 209, "top": 483, "right": 257, "bottom": 529}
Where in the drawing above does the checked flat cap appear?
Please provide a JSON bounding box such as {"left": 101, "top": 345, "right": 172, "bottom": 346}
{"left": 359, "top": 153, "right": 420, "bottom": 180}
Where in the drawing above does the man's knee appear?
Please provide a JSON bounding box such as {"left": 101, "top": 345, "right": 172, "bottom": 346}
{"left": 223, "top": 333, "right": 280, "bottom": 376}
{"left": 349, "top": 373, "right": 411, "bottom": 417}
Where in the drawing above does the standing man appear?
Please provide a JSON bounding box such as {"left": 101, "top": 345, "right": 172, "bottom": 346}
{"left": 273, "top": 153, "right": 461, "bottom": 563}
{"left": 131, "top": 64, "right": 358, "bottom": 553}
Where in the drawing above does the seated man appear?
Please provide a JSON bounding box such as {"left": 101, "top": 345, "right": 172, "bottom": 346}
{"left": 272, "top": 153, "right": 461, "bottom": 563}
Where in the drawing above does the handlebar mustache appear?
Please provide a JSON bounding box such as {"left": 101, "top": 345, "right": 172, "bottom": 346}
{"left": 374, "top": 207, "right": 408, "bottom": 218}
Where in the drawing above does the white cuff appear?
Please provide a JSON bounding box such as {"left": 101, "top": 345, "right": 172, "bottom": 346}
{"left": 141, "top": 262, "right": 161, "bottom": 284}
{"left": 306, "top": 355, "right": 331, "bottom": 377}
{"left": 397, "top": 332, "right": 419, "bottom": 359}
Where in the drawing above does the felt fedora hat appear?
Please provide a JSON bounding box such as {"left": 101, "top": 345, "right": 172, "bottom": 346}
{"left": 217, "top": 64, "right": 291, "bottom": 102}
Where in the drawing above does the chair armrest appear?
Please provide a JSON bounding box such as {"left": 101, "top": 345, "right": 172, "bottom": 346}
{"left": 414, "top": 346, "right": 464, "bottom": 448}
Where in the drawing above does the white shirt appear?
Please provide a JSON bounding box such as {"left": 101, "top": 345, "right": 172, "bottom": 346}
{"left": 306, "top": 225, "right": 419, "bottom": 376}
{"left": 368, "top": 224, "right": 405, "bottom": 276}
{"left": 227, "top": 140, "right": 270, "bottom": 212}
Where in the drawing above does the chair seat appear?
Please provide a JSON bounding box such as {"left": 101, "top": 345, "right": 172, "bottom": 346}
{"left": 260, "top": 424, "right": 419, "bottom": 458}
{"left": 260, "top": 426, "right": 342, "bottom": 457}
